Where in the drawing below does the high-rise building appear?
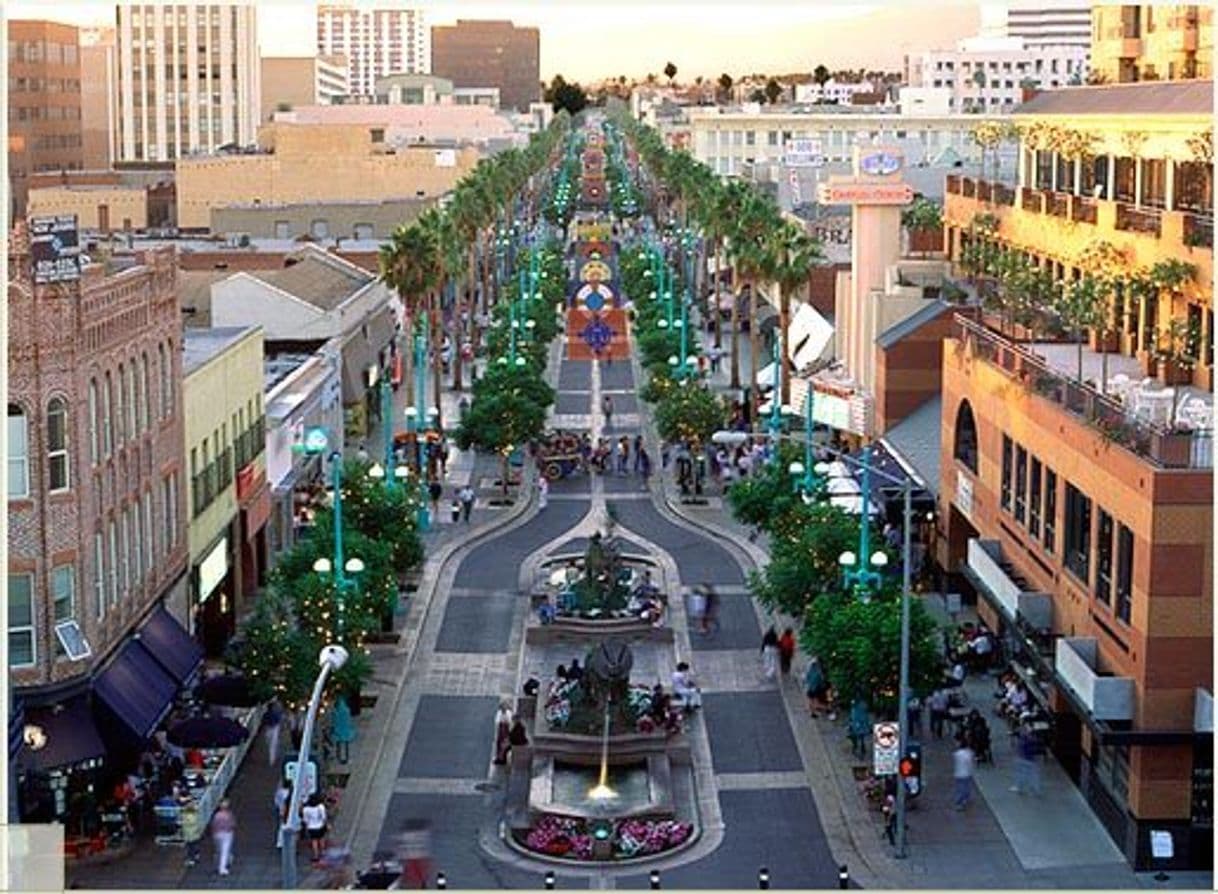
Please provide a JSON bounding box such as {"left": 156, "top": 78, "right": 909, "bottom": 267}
{"left": 261, "top": 56, "right": 350, "bottom": 121}
{"left": 115, "top": 2, "right": 260, "bottom": 162}
{"left": 79, "top": 27, "right": 117, "bottom": 171}
{"left": 1091, "top": 4, "right": 1213, "bottom": 83}
{"left": 316, "top": 5, "right": 428, "bottom": 100}
{"left": 1006, "top": 2, "right": 1093, "bottom": 48}
{"left": 7, "top": 20, "right": 85, "bottom": 221}
{"left": 431, "top": 20, "right": 540, "bottom": 113}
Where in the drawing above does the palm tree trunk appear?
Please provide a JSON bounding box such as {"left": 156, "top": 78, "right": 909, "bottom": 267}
{"left": 730, "top": 265, "right": 741, "bottom": 389}
{"left": 453, "top": 251, "right": 469, "bottom": 392}
{"left": 480, "top": 229, "right": 491, "bottom": 319}
{"left": 713, "top": 239, "right": 722, "bottom": 350}
{"left": 403, "top": 309, "right": 415, "bottom": 416}
{"left": 779, "top": 289, "right": 791, "bottom": 406}
{"left": 432, "top": 290, "right": 444, "bottom": 424}
{"left": 749, "top": 282, "right": 760, "bottom": 421}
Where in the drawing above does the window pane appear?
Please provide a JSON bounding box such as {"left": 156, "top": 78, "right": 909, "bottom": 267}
{"left": 1000, "top": 435, "right": 1013, "bottom": 511}
{"left": 1014, "top": 446, "right": 1027, "bottom": 524}
{"left": 1029, "top": 458, "right": 1042, "bottom": 538}
{"left": 52, "top": 565, "right": 74, "bottom": 620}
{"left": 8, "top": 574, "right": 32, "bottom": 625}
{"left": 7, "top": 405, "right": 28, "bottom": 497}
{"left": 1044, "top": 469, "right": 1057, "bottom": 553}
{"left": 1116, "top": 525, "right": 1134, "bottom": 623}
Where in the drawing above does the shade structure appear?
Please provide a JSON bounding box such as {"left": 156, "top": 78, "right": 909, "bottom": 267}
{"left": 22, "top": 697, "right": 107, "bottom": 773}
{"left": 138, "top": 606, "right": 203, "bottom": 684}
{"left": 94, "top": 639, "right": 178, "bottom": 743}
{"left": 825, "top": 476, "right": 861, "bottom": 496}
{"left": 830, "top": 494, "right": 883, "bottom": 517}
{"left": 822, "top": 461, "right": 852, "bottom": 479}
{"left": 167, "top": 715, "right": 250, "bottom": 749}
{"left": 197, "top": 674, "right": 260, "bottom": 708}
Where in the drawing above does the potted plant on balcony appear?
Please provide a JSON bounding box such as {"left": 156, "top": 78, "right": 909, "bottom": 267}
{"left": 902, "top": 197, "right": 943, "bottom": 258}
{"left": 1154, "top": 318, "right": 1201, "bottom": 393}
{"left": 1050, "top": 274, "right": 1106, "bottom": 384}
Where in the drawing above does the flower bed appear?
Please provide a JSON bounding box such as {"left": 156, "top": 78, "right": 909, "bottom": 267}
{"left": 518, "top": 815, "right": 694, "bottom": 861}
{"left": 545, "top": 682, "right": 656, "bottom": 734}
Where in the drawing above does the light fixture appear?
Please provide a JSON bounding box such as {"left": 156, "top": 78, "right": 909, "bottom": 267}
{"left": 788, "top": 461, "right": 805, "bottom": 477}
{"left": 345, "top": 558, "right": 365, "bottom": 574}
{"left": 368, "top": 463, "right": 385, "bottom": 480}
{"left": 313, "top": 557, "right": 333, "bottom": 573}
{"left": 23, "top": 724, "right": 47, "bottom": 751}
{"left": 838, "top": 551, "right": 857, "bottom": 567}
{"left": 870, "top": 551, "right": 889, "bottom": 568}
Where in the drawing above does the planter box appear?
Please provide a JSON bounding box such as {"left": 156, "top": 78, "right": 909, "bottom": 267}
{"left": 1159, "top": 359, "right": 1196, "bottom": 386}
{"left": 1089, "top": 331, "right": 1120, "bottom": 353}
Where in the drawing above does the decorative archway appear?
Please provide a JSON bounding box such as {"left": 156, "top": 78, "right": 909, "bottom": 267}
{"left": 953, "top": 399, "right": 979, "bottom": 474}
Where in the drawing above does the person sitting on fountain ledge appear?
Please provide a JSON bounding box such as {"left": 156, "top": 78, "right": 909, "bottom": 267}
{"left": 671, "top": 662, "right": 703, "bottom": 712}
{"left": 568, "top": 659, "right": 585, "bottom": 682}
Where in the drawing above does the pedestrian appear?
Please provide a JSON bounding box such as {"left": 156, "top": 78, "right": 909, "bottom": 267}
{"left": 688, "top": 586, "right": 707, "bottom": 634}
{"left": 882, "top": 792, "right": 897, "bottom": 846}
{"left": 639, "top": 447, "right": 652, "bottom": 485}
{"left": 509, "top": 717, "right": 529, "bottom": 748}
{"left": 537, "top": 475, "right": 549, "bottom": 510}
{"left": 428, "top": 479, "right": 442, "bottom": 517}
{"left": 928, "top": 688, "right": 949, "bottom": 739}
{"left": 397, "top": 819, "right": 432, "bottom": 889}
{"left": 493, "top": 700, "right": 513, "bottom": 765}
{"left": 848, "top": 699, "right": 871, "bottom": 760}
{"left": 761, "top": 626, "right": 780, "bottom": 680}
{"left": 1010, "top": 724, "right": 1043, "bottom": 795}
{"left": 804, "top": 656, "right": 828, "bottom": 718}
{"left": 265, "top": 698, "right": 283, "bottom": 766}
{"left": 618, "top": 436, "right": 630, "bottom": 475}
{"left": 633, "top": 435, "right": 644, "bottom": 474}
{"left": 301, "top": 793, "right": 329, "bottom": 862}
{"left": 601, "top": 393, "right": 614, "bottom": 429}
{"left": 274, "top": 782, "right": 292, "bottom": 848}
{"left": 952, "top": 735, "right": 976, "bottom": 810}
{"left": 671, "top": 662, "right": 703, "bottom": 711}
{"left": 439, "top": 437, "right": 450, "bottom": 475}
{"left": 458, "top": 484, "right": 475, "bottom": 523}
{"left": 211, "top": 799, "right": 236, "bottom": 876}
{"left": 778, "top": 627, "right": 796, "bottom": 677}
{"left": 906, "top": 694, "right": 923, "bottom": 740}
{"left": 608, "top": 438, "right": 620, "bottom": 474}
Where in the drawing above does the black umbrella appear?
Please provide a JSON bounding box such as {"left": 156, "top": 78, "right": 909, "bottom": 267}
{"left": 196, "top": 674, "right": 260, "bottom": 708}
{"left": 167, "top": 715, "right": 249, "bottom": 749}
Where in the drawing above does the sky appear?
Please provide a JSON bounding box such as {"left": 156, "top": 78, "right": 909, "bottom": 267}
{"left": 5, "top": 1, "right": 983, "bottom": 81}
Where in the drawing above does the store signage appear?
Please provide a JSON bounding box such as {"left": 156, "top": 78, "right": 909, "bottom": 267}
{"left": 784, "top": 138, "right": 825, "bottom": 167}
{"left": 817, "top": 181, "right": 913, "bottom": 206}
{"left": 31, "top": 215, "right": 81, "bottom": 284}
{"left": 198, "top": 537, "right": 228, "bottom": 604}
{"left": 956, "top": 470, "right": 974, "bottom": 520}
{"left": 1150, "top": 830, "right": 1174, "bottom": 860}
{"left": 873, "top": 722, "right": 900, "bottom": 775}
{"left": 860, "top": 151, "right": 903, "bottom": 177}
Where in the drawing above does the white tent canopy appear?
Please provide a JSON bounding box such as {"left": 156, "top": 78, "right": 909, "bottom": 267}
{"left": 788, "top": 303, "right": 834, "bottom": 372}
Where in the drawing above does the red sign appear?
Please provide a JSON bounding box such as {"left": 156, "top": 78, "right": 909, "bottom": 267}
{"left": 817, "top": 182, "right": 913, "bottom": 206}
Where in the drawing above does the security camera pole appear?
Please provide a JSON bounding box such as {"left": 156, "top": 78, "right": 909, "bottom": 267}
{"left": 281, "top": 644, "right": 349, "bottom": 889}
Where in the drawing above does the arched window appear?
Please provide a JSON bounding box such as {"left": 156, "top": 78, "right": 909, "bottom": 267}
{"left": 102, "top": 371, "right": 113, "bottom": 456}
{"left": 130, "top": 359, "right": 142, "bottom": 436}
{"left": 954, "top": 399, "right": 979, "bottom": 474}
{"left": 88, "top": 379, "right": 100, "bottom": 464}
{"left": 115, "top": 363, "right": 126, "bottom": 446}
{"left": 47, "top": 396, "right": 69, "bottom": 492}
{"left": 164, "top": 340, "right": 175, "bottom": 418}
{"left": 7, "top": 404, "right": 29, "bottom": 499}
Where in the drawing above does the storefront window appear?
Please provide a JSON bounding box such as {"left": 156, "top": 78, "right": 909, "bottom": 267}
{"left": 1094, "top": 743, "right": 1129, "bottom": 805}
{"left": 1000, "top": 435, "right": 1013, "bottom": 512}
{"left": 1043, "top": 467, "right": 1057, "bottom": 554}
{"left": 1096, "top": 509, "right": 1113, "bottom": 605}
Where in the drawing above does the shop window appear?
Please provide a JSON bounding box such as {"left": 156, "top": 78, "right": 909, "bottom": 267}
{"left": 94, "top": 532, "right": 105, "bottom": 621}
{"left": 88, "top": 379, "right": 100, "bottom": 464}
{"left": 1064, "top": 482, "right": 1091, "bottom": 583}
{"left": 47, "top": 397, "right": 69, "bottom": 492}
{"left": 103, "top": 371, "right": 114, "bottom": 453}
{"left": 1096, "top": 509, "right": 1114, "bottom": 605}
{"left": 1000, "top": 434, "right": 1013, "bottom": 511}
{"left": 953, "top": 400, "right": 978, "bottom": 473}
{"left": 1028, "top": 458, "right": 1042, "bottom": 538}
{"left": 1043, "top": 468, "right": 1057, "bottom": 553}
{"left": 8, "top": 574, "right": 35, "bottom": 667}
{"left": 1014, "top": 445, "right": 1027, "bottom": 524}
{"left": 1115, "top": 525, "right": 1133, "bottom": 623}
{"left": 7, "top": 404, "right": 29, "bottom": 499}
{"left": 1094, "top": 743, "right": 1129, "bottom": 805}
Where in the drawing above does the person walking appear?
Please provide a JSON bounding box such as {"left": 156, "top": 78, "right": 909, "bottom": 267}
{"left": 952, "top": 735, "right": 976, "bottom": 811}
{"left": 428, "top": 479, "right": 443, "bottom": 518}
{"left": 274, "top": 782, "right": 292, "bottom": 848}
{"left": 211, "top": 800, "right": 236, "bottom": 876}
{"left": 804, "top": 656, "right": 828, "bottom": 718}
{"left": 778, "top": 627, "right": 797, "bottom": 677}
{"left": 458, "top": 484, "right": 475, "bottom": 523}
{"left": 761, "top": 626, "right": 780, "bottom": 681}
{"left": 601, "top": 394, "right": 614, "bottom": 430}
{"left": 493, "top": 701, "right": 514, "bottom": 765}
{"left": 618, "top": 436, "right": 630, "bottom": 475}
{"left": 265, "top": 699, "right": 283, "bottom": 767}
{"left": 1011, "top": 724, "right": 1043, "bottom": 795}
{"left": 633, "top": 435, "right": 644, "bottom": 474}
{"left": 688, "top": 586, "right": 707, "bottom": 634}
{"left": 848, "top": 699, "right": 871, "bottom": 760}
{"left": 639, "top": 447, "right": 653, "bottom": 487}
{"left": 928, "top": 688, "right": 949, "bottom": 739}
{"left": 301, "top": 793, "right": 329, "bottom": 862}
{"left": 398, "top": 819, "right": 432, "bottom": 889}
{"left": 537, "top": 475, "right": 549, "bottom": 511}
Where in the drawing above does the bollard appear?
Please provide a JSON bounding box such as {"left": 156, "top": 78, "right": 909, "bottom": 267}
{"left": 544, "top": 870, "right": 556, "bottom": 890}
{"left": 838, "top": 864, "right": 849, "bottom": 889}
{"left": 650, "top": 869, "right": 661, "bottom": 890}
{"left": 758, "top": 867, "right": 770, "bottom": 890}
{"left": 436, "top": 871, "right": 447, "bottom": 890}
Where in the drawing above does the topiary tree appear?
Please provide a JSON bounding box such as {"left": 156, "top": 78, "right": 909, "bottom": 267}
{"left": 455, "top": 389, "right": 547, "bottom": 499}
{"left": 654, "top": 384, "right": 726, "bottom": 445}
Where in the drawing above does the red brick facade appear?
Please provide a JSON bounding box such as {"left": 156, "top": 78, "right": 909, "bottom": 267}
{"left": 7, "top": 224, "right": 188, "bottom": 696}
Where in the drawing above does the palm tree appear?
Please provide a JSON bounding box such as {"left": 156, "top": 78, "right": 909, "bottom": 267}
{"left": 717, "top": 73, "right": 733, "bottom": 103}
{"left": 664, "top": 62, "right": 678, "bottom": 85}
{"left": 380, "top": 221, "right": 440, "bottom": 414}
{"left": 813, "top": 65, "right": 831, "bottom": 89}
{"left": 769, "top": 223, "right": 824, "bottom": 405}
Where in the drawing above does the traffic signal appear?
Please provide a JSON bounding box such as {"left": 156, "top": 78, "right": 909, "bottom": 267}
{"left": 899, "top": 743, "right": 922, "bottom": 796}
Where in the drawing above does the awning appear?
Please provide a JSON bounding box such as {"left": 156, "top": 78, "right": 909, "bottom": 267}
{"left": 137, "top": 606, "right": 203, "bottom": 685}
{"left": 755, "top": 361, "right": 781, "bottom": 390}
{"left": 22, "top": 697, "right": 106, "bottom": 773}
{"left": 789, "top": 303, "right": 834, "bottom": 371}
{"left": 94, "top": 639, "right": 179, "bottom": 742}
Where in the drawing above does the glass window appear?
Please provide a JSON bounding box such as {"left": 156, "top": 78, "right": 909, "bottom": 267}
{"left": 7, "top": 404, "right": 28, "bottom": 498}
{"left": 115, "top": 363, "right": 126, "bottom": 446}
{"left": 88, "top": 380, "right": 100, "bottom": 463}
{"left": 94, "top": 531, "right": 105, "bottom": 620}
{"left": 103, "top": 372, "right": 113, "bottom": 454}
{"left": 141, "top": 354, "right": 152, "bottom": 430}
{"left": 1116, "top": 525, "right": 1134, "bottom": 623}
{"left": 8, "top": 574, "right": 35, "bottom": 667}
{"left": 1029, "top": 458, "right": 1042, "bottom": 538}
{"left": 953, "top": 401, "right": 979, "bottom": 473}
{"left": 108, "top": 520, "right": 118, "bottom": 605}
{"left": 144, "top": 493, "right": 154, "bottom": 576}
{"left": 51, "top": 565, "right": 75, "bottom": 656}
{"left": 1064, "top": 483, "right": 1092, "bottom": 583}
{"left": 1044, "top": 468, "right": 1057, "bottom": 553}
{"left": 159, "top": 344, "right": 169, "bottom": 420}
{"left": 1000, "top": 435, "right": 1013, "bottom": 511}
{"left": 132, "top": 500, "right": 143, "bottom": 584}
{"left": 1014, "top": 446, "right": 1027, "bottom": 524}
{"left": 1096, "top": 509, "right": 1114, "bottom": 605}
{"left": 121, "top": 508, "right": 131, "bottom": 597}
{"left": 47, "top": 397, "right": 69, "bottom": 492}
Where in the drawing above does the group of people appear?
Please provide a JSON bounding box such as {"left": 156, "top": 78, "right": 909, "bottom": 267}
{"left": 711, "top": 439, "right": 770, "bottom": 485}
{"left": 492, "top": 700, "right": 531, "bottom": 766}
{"left": 581, "top": 432, "right": 653, "bottom": 479}
{"left": 760, "top": 626, "right": 797, "bottom": 680}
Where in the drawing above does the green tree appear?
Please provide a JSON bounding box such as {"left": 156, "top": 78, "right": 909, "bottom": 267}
{"left": 1052, "top": 275, "right": 1106, "bottom": 383}
{"left": 335, "top": 459, "right": 425, "bottom": 575}
{"left": 654, "top": 384, "right": 726, "bottom": 445}
{"left": 764, "top": 78, "right": 783, "bottom": 105}
{"left": 768, "top": 222, "right": 823, "bottom": 404}
{"left": 545, "top": 75, "right": 588, "bottom": 116}
{"left": 748, "top": 501, "right": 862, "bottom": 616}
{"left": 901, "top": 197, "right": 942, "bottom": 258}
{"left": 749, "top": 87, "right": 767, "bottom": 103}
{"left": 664, "top": 61, "right": 678, "bottom": 84}
{"left": 813, "top": 65, "right": 831, "bottom": 88}
{"left": 455, "top": 389, "right": 547, "bottom": 498}
{"left": 717, "top": 72, "right": 734, "bottom": 102}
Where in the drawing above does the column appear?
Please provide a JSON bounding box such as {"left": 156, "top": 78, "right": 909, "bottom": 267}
{"left": 1134, "top": 159, "right": 1143, "bottom": 208}
{"left": 1050, "top": 152, "right": 1059, "bottom": 192}
{"left": 1165, "top": 159, "right": 1176, "bottom": 211}
{"left": 1073, "top": 159, "right": 1082, "bottom": 196}
{"left": 1106, "top": 155, "right": 1116, "bottom": 201}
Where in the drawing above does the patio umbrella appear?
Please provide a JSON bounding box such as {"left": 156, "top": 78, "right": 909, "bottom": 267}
{"left": 830, "top": 494, "right": 882, "bottom": 518}
{"left": 167, "top": 715, "right": 249, "bottom": 749}
{"left": 825, "top": 477, "right": 861, "bottom": 496}
{"left": 196, "top": 674, "right": 260, "bottom": 708}
{"left": 822, "top": 461, "right": 852, "bottom": 479}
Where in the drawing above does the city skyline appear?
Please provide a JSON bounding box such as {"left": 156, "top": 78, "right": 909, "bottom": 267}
{"left": 5, "top": 1, "right": 982, "bottom": 82}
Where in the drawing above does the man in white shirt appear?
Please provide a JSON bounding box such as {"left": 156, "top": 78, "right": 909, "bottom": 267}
{"left": 671, "top": 662, "right": 702, "bottom": 711}
{"left": 952, "top": 738, "right": 975, "bottom": 810}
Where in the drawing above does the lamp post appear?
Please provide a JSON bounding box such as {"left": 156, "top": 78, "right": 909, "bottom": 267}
{"left": 767, "top": 336, "right": 782, "bottom": 452}
{"left": 280, "top": 645, "right": 349, "bottom": 890}
{"left": 837, "top": 446, "right": 888, "bottom": 599}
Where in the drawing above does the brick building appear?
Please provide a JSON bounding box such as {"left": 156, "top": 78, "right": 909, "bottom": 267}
{"left": 8, "top": 223, "right": 193, "bottom": 819}
{"left": 430, "top": 20, "right": 540, "bottom": 112}
{"left": 8, "top": 20, "right": 85, "bottom": 221}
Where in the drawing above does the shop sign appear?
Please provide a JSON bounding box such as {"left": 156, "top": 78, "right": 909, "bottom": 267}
{"left": 784, "top": 138, "right": 825, "bottom": 167}
{"left": 817, "top": 181, "right": 913, "bottom": 205}
{"left": 284, "top": 759, "right": 318, "bottom": 797}
{"left": 956, "top": 470, "right": 974, "bottom": 519}
{"left": 859, "top": 150, "right": 903, "bottom": 177}
{"left": 31, "top": 215, "right": 81, "bottom": 284}
{"left": 198, "top": 537, "right": 228, "bottom": 604}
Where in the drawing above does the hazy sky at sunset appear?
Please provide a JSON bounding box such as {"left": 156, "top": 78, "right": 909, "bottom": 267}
{"left": 6, "top": 1, "right": 983, "bottom": 81}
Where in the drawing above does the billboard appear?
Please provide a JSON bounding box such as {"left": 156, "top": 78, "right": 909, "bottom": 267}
{"left": 30, "top": 215, "right": 81, "bottom": 284}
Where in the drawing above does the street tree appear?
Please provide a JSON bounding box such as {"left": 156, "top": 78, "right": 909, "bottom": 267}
{"left": 717, "top": 72, "right": 733, "bottom": 102}
{"left": 654, "top": 384, "right": 726, "bottom": 446}
{"left": 664, "top": 61, "right": 678, "bottom": 84}
{"left": 455, "top": 389, "right": 547, "bottom": 499}
{"left": 764, "top": 78, "right": 783, "bottom": 105}
{"left": 813, "top": 64, "right": 831, "bottom": 88}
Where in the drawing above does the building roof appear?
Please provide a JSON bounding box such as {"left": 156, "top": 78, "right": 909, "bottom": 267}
{"left": 178, "top": 269, "right": 237, "bottom": 327}
{"left": 877, "top": 299, "right": 951, "bottom": 349}
{"left": 1016, "top": 80, "right": 1215, "bottom": 117}
{"left": 880, "top": 395, "right": 942, "bottom": 497}
{"left": 252, "top": 247, "right": 373, "bottom": 311}
{"left": 274, "top": 103, "right": 518, "bottom": 141}
{"left": 183, "top": 326, "right": 260, "bottom": 376}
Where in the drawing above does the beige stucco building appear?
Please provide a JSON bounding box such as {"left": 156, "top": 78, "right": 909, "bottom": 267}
{"left": 174, "top": 122, "right": 479, "bottom": 230}
{"left": 26, "top": 185, "right": 148, "bottom": 231}
{"left": 1092, "top": 5, "right": 1213, "bottom": 83}
{"left": 261, "top": 55, "right": 349, "bottom": 121}
{"left": 182, "top": 325, "right": 268, "bottom": 657}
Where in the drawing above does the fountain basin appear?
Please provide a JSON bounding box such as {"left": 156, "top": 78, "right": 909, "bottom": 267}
{"left": 529, "top": 756, "right": 674, "bottom": 821}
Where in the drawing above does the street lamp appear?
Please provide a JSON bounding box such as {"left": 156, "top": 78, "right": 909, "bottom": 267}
{"left": 402, "top": 406, "right": 430, "bottom": 531}
{"left": 837, "top": 446, "right": 886, "bottom": 600}
{"left": 281, "top": 644, "right": 349, "bottom": 890}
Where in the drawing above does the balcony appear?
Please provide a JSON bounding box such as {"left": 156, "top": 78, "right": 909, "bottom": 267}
{"left": 946, "top": 174, "right": 961, "bottom": 196}
{"left": 993, "top": 183, "right": 1016, "bottom": 206}
{"left": 1115, "top": 202, "right": 1162, "bottom": 237}
{"left": 1046, "top": 192, "right": 1069, "bottom": 219}
{"left": 965, "top": 538, "right": 1053, "bottom": 631}
{"left": 1070, "top": 196, "right": 1098, "bottom": 225}
{"left": 1020, "top": 187, "right": 1044, "bottom": 213}
{"left": 962, "top": 177, "right": 977, "bottom": 199}
{"left": 1054, "top": 637, "right": 1135, "bottom": 721}
{"left": 1184, "top": 212, "right": 1213, "bottom": 249}
{"left": 956, "top": 315, "right": 1212, "bottom": 470}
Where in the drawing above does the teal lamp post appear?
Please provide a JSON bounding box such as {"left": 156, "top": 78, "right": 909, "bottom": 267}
{"left": 371, "top": 375, "right": 409, "bottom": 492}
{"left": 767, "top": 336, "right": 783, "bottom": 458}
{"left": 786, "top": 385, "right": 828, "bottom": 499}
{"left": 837, "top": 445, "right": 888, "bottom": 599}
